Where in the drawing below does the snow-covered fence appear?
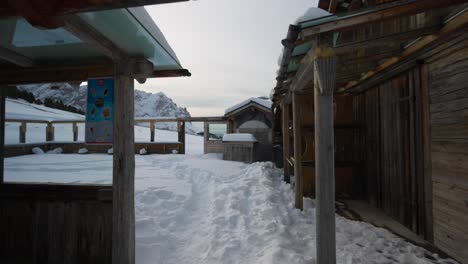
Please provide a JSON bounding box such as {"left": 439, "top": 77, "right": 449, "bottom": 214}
{"left": 5, "top": 116, "right": 225, "bottom": 155}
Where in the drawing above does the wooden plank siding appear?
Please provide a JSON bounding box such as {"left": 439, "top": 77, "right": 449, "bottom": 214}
{"left": 0, "top": 183, "right": 112, "bottom": 264}
{"left": 353, "top": 68, "right": 428, "bottom": 237}
{"left": 426, "top": 39, "right": 468, "bottom": 263}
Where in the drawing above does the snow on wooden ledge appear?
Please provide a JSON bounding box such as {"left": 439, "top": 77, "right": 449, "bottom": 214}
{"left": 222, "top": 133, "right": 257, "bottom": 142}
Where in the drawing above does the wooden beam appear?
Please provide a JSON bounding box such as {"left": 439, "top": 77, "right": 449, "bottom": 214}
{"left": 178, "top": 121, "right": 185, "bottom": 154}
{"left": 72, "top": 122, "right": 78, "bottom": 142}
{"left": 0, "top": 0, "right": 189, "bottom": 21}
{"left": 19, "top": 121, "right": 26, "bottom": 143}
{"left": 150, "top": 121, "right": 155, "bottom": 142}
{"left": 0, "top": 47, "right": 34, "bottom": 67}
{"left": 334, "top": 25, "right": 441, "bottom": 53}
{"left": 45, "top": 122, "right": 54, "bottom": 142}
{"left": 291, "top": 41, "right": 316, "bottom": 92}
{"left": 328, "top": 0, "right": 338, "bottom": 13}
{"left": 314, "top": 42, "right": 337, "bottom": 264}
{"left": 63, "top": 15, "right": 128, "bottom": 60}
{"left": 112, "top": 69, "right": 135, "bottom": 264}
{"left": 341, "top": 8, "right": 468, "bottom": 93}
{"left": 419, "top": 64, "right": 433, "bottom": 241}
{"left": 292, "top": 92, "right": 303, "bottom": 210}
{"left": 0, "top": 88, "right": 5, "bottom": 184}
{"left": 302, "top": 0, "right": 468, "bottom": 37}
{"left": 0, "top": 64, "right": 190, "bottom": 85}
{"left": 281, "top": 102, "right": 291, "bottom": 183}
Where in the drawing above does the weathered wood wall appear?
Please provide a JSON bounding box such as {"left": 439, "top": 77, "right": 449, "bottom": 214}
{"left": 222, "top": 142, "right": 257, "bottom": 163}
{"left": 0, "top": 183, "right": 112, "bottom": 264}
{"left": 426, "top": 39, "right": 468, "bottom": 263}
{"left": 353, "top": 68, "right": 427, "bottom": 236}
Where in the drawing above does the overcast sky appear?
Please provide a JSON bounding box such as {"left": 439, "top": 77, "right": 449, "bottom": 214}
{"left": 137, "top": 0, "right": 317, "bottom": 116}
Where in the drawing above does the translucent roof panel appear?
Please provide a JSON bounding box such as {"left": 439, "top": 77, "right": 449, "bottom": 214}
{"left": 0, "top": 18, "right": 106, "bottom": 64}
{"left": 79, "top": 7, "right": 182, "bottom": 71}
{"left": 0, "top": 7, "right": 183, "bottom": 70}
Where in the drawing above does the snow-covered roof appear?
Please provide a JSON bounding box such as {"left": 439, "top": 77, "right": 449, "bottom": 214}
{"left": 222, "top": 133, "right": 257, "bottom": 142}
{"left": 294, "top": 7, "right": 333, "bottom": 25}
{"left": 224, "top": 97, "right": 272, "bottom": 115}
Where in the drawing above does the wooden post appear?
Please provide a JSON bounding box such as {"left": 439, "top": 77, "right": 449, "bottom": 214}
{"left": 178, "top": 120, "right": 185, "bottom": 154}
{"left": 19, "top": 121, "right": 26, "bottom": 143}
{"left": 72, "top": 122, "right": 78, "bottom": 142}
{"left": 292, "top": 93, "right": 304, "bottom": 210}
{"left": 314, "top": 45, "right": 337, "bottom": 264}
{"left": 0, "top": 88, "right": 5, "bottom": 183}
{"left": 150, "top": 121, "right": 155, "bottom": 142}
{"left": 204, "top": 122, "right": 209, "bottom": 141}
{"left": 46, "top": 122, "right": 54, "bottom": 142}
{"left": 281, "top": 102, "right": 291, "bottom": 183}
{"left": 112, "top": 71, "right": 135, "bottom": 264}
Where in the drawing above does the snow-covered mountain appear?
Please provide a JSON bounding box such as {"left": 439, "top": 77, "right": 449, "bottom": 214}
{"left": 18, "top": 83, "right": 200, "bottom": 134}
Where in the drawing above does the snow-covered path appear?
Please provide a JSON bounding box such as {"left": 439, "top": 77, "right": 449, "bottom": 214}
{"left": 5, "top": 154, "right": 455, "bottom": 264}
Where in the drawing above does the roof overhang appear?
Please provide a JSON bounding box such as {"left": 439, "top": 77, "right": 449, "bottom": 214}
{"left": 0, "top": 3, "right": 190, "bottom": 85}
{"left": 273, "top": 0, "right": 468, "bottom": 98}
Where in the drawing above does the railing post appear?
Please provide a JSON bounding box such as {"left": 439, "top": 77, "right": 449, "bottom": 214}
{"left": 72, "top": 122, "right": 78, "bottom": 142}
{"left": 19, "top": 121, "right": 26, "bottom": 143}
{"left": 46, "top": 122, "right": 54, "bottom": 142}
{"left": 150, "top": 121, "right": 155, "bottom": 142}
{"left": 178, "top": 120, "right": 185, "bottom": 154}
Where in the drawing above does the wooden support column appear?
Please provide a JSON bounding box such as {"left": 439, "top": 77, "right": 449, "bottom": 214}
{"left": 72, "top": 122, "right": 78, "bottom": 142}
{"left": 281, "top": 102, "right": 291, "bottom": 183}
{"left": 19, "top": 121, "right": 26, "bottom": 143}
{"left": 204, "top": 122, "right": 209, "bottom": 141}
{"left": 314, "top": 45, "right": 337, "bottom": 264}
{"left": 178, "top": 120, "right": 186, "bottom": 154}
{"left": 150, "top": 121, "right": 155, "bottom": 142}
{"left": 46, "top": 122, "right": 54, "bottom": 142}
{"left": 112, "top": 69, "right": 135, "bottom": 264}
{"left": 0, "top": 88, "right": 5, "bottom": 183}
{"left": 292, "top": 93, "right": 303, "bottom": 210}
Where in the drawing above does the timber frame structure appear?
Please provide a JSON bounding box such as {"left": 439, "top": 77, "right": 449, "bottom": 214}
{"left": 272, "top": 0, "right": 468, "bottom": 263}
{"left": 0, "top": 1, "right": 190, "bottom": 264}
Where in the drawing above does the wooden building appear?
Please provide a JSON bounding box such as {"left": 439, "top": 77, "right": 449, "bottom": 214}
{"left": 225, "top": 97, "right": 273, "bottom": 161}
{"left": 272, "top": 0, "right": 468, "bottom": 263}
{"left": 0, "top": 1, "right": 190, "bottom": 263}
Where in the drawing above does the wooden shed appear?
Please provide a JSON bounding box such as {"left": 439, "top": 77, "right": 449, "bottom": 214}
{"left": 0, "top": 1, "right": 190, "bottom": 263}
{"left": 224, "top": 97, "right": 273, "bottom": 161}
{"left": 272, "top": 0, "right": 468, "bottom": 263}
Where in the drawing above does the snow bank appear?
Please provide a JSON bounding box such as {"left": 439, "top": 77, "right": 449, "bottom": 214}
{"left": 139, "top": 148, "right": 148, "bottom": 155}
{"left": 225, "top": 97, "right": 272, "bottom": 115}
{"left": 32, "top": 147, "right": 44, "bottom": 154}
{"left": 222, "top": 133, "right": 257, "bottom": 142}
{"left": 78, "top": 148, "right": 88, "bottom": 154}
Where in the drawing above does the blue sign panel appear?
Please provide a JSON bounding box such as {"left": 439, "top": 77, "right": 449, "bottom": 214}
{"left": 85, "top": 78, "right": 114, "bottom": 143}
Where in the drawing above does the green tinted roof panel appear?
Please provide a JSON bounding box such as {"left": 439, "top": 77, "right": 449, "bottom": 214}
{"left": 79, "top": 8, "right": 182, "bottom": 70}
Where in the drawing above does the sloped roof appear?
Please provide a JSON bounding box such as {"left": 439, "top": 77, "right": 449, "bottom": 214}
{"left": 225, "top": 97, "right": 272, "bottom": 116}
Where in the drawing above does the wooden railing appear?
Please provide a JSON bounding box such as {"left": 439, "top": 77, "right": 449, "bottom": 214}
{"left": 5, "top": 117, "right": 225, "bottom": 144}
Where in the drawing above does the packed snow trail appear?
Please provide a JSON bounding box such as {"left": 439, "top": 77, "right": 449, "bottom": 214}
{"left": 5, "top": 154, "right": 455, "bottom": 264}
